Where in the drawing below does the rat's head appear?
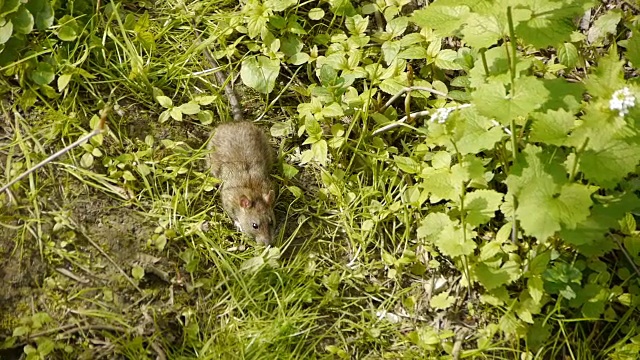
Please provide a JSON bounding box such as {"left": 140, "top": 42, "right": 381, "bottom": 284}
{"left": 234, "top": 190, "right": 276, "bottom": 245}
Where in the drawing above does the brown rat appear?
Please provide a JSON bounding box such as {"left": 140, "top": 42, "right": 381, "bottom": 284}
{"left": 207, "top": 121, "right": 276, "bottom": 245}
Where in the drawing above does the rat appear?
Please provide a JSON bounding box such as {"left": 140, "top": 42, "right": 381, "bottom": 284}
{"left": 206, "top": 121, "right": 276, "bottom": 245}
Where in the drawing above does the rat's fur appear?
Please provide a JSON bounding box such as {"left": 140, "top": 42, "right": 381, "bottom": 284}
{"left": 207, "top": 121, "right": 275, "bottom": 245}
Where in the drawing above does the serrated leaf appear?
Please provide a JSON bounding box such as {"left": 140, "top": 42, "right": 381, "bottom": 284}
{"left": 131, "top": 265, "right": 145, "bottom": 280}
{"left": 557, "top": 42, "right": 578, "bottom": 68}
{"left": 445, "top": 107, "right": 505, "bottom": 155}
{"left": 473, "top": 76, "right": 550, "bottom": 125}
{"left": 156, "top": 95, "right": 172, "bottom": 108}
{"left": 265, "top": 0, "right": 296, "bottom": 12}
{"left": 410, "top": 5, "right": 470, "bottom": 37}
{"left": 580, "top": 139, "right": 640, "bottom": 189}
{"left": 584, "top": 53, "right": 624, "bottom": 98}
{"left": 627, "top": 29, "right": 640, "bottom": 68}
{"left": 178, "top": 102, "right": 200, "bottom": 115}
{"left": 505, "top": 145, "right": 595, "bottom": 241}
{"left": 240, "top": 56, "right": 280, "bottom": 94}
{"left": 463, "top": 189, "right": 503, "bottom": 227}
{"left": 530, "top": 109, "right": 575, "bottom": 146}
{"left": 429, "top": 292, "right": 455, "bottom": 310}
{"left": 474, "top": 262, "right": 516, "bottom": 291}
{"left": 461, "top": 13, "right": 502, "bottom": 49}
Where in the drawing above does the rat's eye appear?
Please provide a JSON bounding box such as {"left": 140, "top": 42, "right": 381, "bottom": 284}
{"left": 252, "top": 223, "right": 259, "bottom": 229}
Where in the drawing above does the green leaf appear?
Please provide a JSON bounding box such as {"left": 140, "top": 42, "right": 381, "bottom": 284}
{"left": 31, "top": 62, "right": 55, "bottom": 85}
{"left": 24, "top": 0, "right": 53, "bottom": 30}
{"left": 240, "top": 56, "right": 280, "bottom": 94}
{"left": 443, "top": 107, "right": 505, "bottom": 155}
{"left": 9, "top": 5, "right": 33, "bottom": 34}
{"left": 418, "top": 213, "right": 476, "bottom": 258}
{"left": 381, "top": 40, "right": 401, "bottom": 65}
{"left": 394, "top": 156, "right": 419, "bottom": 174}
{"left": 410, "top": 5, "right": 470, "bottom": 37}
{"left": 473, "top": 76, "right": 550, "bottom": 125}
{"left": 57, "top": 15, "right": 79, "bottom": 41}
{"left": 321, "top": 102, "right": 344, "bottom": 118}
{"left": 289, "top": 52, "right": 309, "bottom": 65}
{"left": 345, "top": 15, "right": 368, "bottom": 36}
{"left": 505, "top": 145, "right": 595, "bottom": 241}
{"left": 530, "top": 109, "right": 575, "bottom": 146}
{"left": 311, "top": 140, "right": 328, "bottom": 166}
{"left": 57, "top": 73, "right": 72, "bottom": 92}
{"left": 626, "top": 29, "right": 640, "bottom": 68}
{"left": 265, "top": 0, "right": 297, "bottom": 12}
{"left": 434, "top": 49, "right": 463, "bottom": 70}
{"left": 461, "top": 13, "right": 502, "bottom": 49}
{"left": 386, "top": 16, "right": 408, "bottom": 37}
{"left": 429, "top": 292, "right": 455, "bottom": 310}
{"left": 528, "top": 276, "right": 544, "bottom": 304}
{"left": 131, "top": 265, "right": 145, "bottom": 280}
{"left": 159, "top": 110, "right": 170, "bottom": 123}
{"left": 0, "top": 0, "right": 21, "bottom": 17}
{"left": 0, "top": 19, "right": 13, "bottom": 44}
{"left": 170, "top": 107, "right": 183, "bottom": 121}
{"left": 557, "top": 42, "right": 578, "bottom": 68}
{"left": 308, "top": 8, "right": 324, "bottom": 20}
{"left": 473, "top": 262, "right": 514, "bottom": 291}
{"left": 463, "top": 189, "right": 503, "bottom": 227}
{"left": 156, "top": 95, "right": 172, "bottom": 108}
{"left": 37, "top": 338, "right": 55, "bottom": 356}
{"left": 584, "top": 53, "right": 624, "bottom": 99}
{"left": 587, "top": 9, "right": 621, "bottom": 44}
{"left": 580, "top": 138, "right": 640, "bottom": 189}
{"left": 178, "top": 102, "right": 200, "bottom": 115}
{"left": 80, "top": 153, "right": 94, "bottom": 168}
{"left": 398, "top": 45, "right": 428, "bottom": 59}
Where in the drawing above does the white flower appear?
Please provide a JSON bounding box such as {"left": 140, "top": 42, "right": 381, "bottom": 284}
{"left": 429, "top": 107, "right": 455, "bottom": 124}
{"left": 609, "top": 87, "right": 636, "bottom": 117}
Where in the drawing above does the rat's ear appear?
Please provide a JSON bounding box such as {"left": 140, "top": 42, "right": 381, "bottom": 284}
{"left": 239, "top": 195, "right": 252, "bottom": 208}
{"left": 263, "top": 190, "right": 275, "bottom": 205}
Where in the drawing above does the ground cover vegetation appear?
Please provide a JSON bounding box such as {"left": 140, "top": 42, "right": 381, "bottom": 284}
{"left": 1, "top": 0, "right": 640, "bottom": 358}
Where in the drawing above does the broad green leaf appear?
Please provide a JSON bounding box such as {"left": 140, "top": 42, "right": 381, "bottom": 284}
{"left": 557, "top": 42, "right": 578, "bottom": 68}
{"left": 443, "top": 107, "right": 505, "bottom": 155}
{"left": 0, "top": 0, "right": 20, "bottom": 17}
{"left": 31, "top": 62, "right": 55, "bottom": 85}
{"left": 240, "top": 56, "right": 280, "bottom": 94}
{"left": 429, "top": 292, "right": 455, "bottom": 310}
{"left": 345, "top": 15, "right": 369, "bottom": 36}
{"left": 627, "top": 29, "right": 640, "bottom": 68}
{"left": 434, "top": 49, "right": 463, "bottom": 70}
{"left": 321, "top": 102, "right": 344, "bottom": 118}
{"left": 308, "top": 8, "right": 324, "bottom": 20}
{"left": 587, "top": 9, "right": 621, "bottom": 44}
{"left": 57, "top": 73, "right": 72, "bottom": 92}
{"left": 381, "top": 40, "right": 401, "bottom": 65}
{"left": 473, "top": 76, "right": 550, "bottom": 125}
{"left": 474, "top": 262, "right": 513, "bottom": 291}
{"left": 505, "top": 145, "right": 595, "bottom": 241}
{"left": 9, "top": 5, "right": 33, "bottom": 34}
{"left": 24, "top": 0, "right": 53, "bottom": 30}
{"left": 463, "top": 189, "right": 503, "bottom": 227}
{"left": 289, "top": 52, "right": 309, "bottom": 65}
{"left": 311, "top": 139, "right": 328, "bottom": 165}
{"left": 530, "top": 109, "right": 575, "bottom": 146}
{"left": 159, "top": 110, "right": 170, "bottom": 123}
{"left": 131, "top": 265, "right": 145, "bottom": 280}
{"left": 0, "top": 19, "right": 13, "bottom": 44}
{"left": 419, "top": 213, "right": 476, "bottom": 258}
{"left": 398, "top": 45, "right": 428, "bottom": 59}
{"left": 461, "top": 13, "right": 502, "bottom": 49}
{"left": 394, "top": 156, "right": 419, "bottom": 174}
{"left": 170, "top": 107, "right": 183, "bottom": 121}
{"left": 528, "top": 276, "right": 545, "bottom": 304}
{"left": 265, "top": 0, "right": 296, "bottom": 12}
{"left": 57, "top": 15, "right": 78, "bottom": 41}
{"left": 410, "top": 5, "right": 470, "bottom": 37}
{"left": 156, "top": 95, "right": 172, "bottom": 108}
{"left": 580, "top": 139, "right": 640, "bottom": 189}
{"left": 584, "top": 53, "right": 624, "bottom": 98}
{"left": 515, "top": 0, "right": 589, "bottom": 48}
{"left": 178, "top": 102, "right": 201, "bottom": 115}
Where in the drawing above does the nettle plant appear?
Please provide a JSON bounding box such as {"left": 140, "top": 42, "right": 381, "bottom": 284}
{"left": 226, "top": 0, "right": 639, "bottom": 344}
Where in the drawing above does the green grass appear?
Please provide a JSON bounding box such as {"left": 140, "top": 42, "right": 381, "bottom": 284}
{"left": 1, "top": 0, "right": 640, "bottom": 359}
